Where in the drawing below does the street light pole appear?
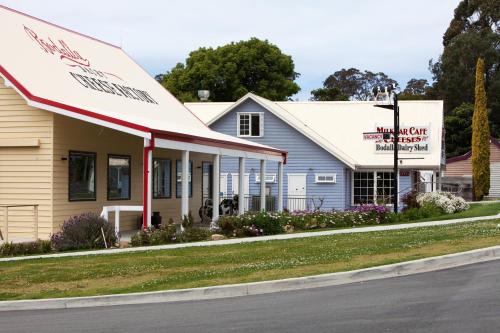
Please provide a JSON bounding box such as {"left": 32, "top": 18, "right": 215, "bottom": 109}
{"left": 393, "top": 93, "right": 399, "bottom": 214}
{"left": 373, "top": 85, "right": 399, "bottom": 213}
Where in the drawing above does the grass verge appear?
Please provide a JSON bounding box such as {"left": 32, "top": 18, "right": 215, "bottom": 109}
{"left": 0, "top": 219, "right": 499, "bottom": 301}
{"left": 412, "top": 201, "right": 499, "bottom": 222}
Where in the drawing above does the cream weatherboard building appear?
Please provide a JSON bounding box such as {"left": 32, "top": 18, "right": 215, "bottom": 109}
{"left": 0, "top": 5, "right": 286, "bottom": 241}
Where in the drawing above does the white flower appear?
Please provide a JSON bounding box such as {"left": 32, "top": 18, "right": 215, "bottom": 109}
{"left": 416, "top": 191, "right": 468, "bottom": 213}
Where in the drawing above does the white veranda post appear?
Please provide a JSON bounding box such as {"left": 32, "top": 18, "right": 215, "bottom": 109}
{"left": 143, "top": 138, "right": 153, "bottom": 229}
{"left": 260, "top": 159, "right": 266, "bottom": 211}
{"left": 277, "top": 161, "right": 284, "bottom": 212}
{"left": 238, "top": 157, "right": 245, "bottom": 215}
{"left": 181, "top": 150, "right": 190, "bottom": 231}
{"left": 211, "top": 154, "right": 220, "bottom": 229}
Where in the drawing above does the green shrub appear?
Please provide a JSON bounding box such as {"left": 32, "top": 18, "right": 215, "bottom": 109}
{"left": 150, "top": 224, "right": 177, "bottom": 245}
{"left": 0, "top": 240, "right": 52, "bottom": 257}
{"left": 397, "top": 202, "right": 444, "bottom": 222}
{"left": 402, "top": 190, "right": 420, "bottom": 210}
{"left": 177, "top": 227, "right": 211, "bottom": 242}
{"left": 130, "top": 229, "right": 151, "bottom": 247}
{"left": 219, "top": 212, "right": 284, "bottom": 236}
{"left": 51, "top": 212, "right": 116, "bottom": 251}
{"left": 130, "top": 222, "right": 210, "bottom": 247}
{"left": 181, "top": 211, "right": 194, "bottom": 229}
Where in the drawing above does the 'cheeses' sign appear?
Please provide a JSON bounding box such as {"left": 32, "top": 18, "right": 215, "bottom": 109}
{"left": 371, "top": 125, "right": 431, "bottom": 154}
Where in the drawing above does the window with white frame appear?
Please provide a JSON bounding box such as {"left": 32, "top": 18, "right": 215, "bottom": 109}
{"left": 353, "top": 171, "right": 395, "bottom": 205}
{"left": 353, "top": 172, "right": 374, "bottom": 204}
{"left": 255, "top": 173, "right": 276, "bottom": 183}
{"left": 376, "top": 171, "right": 395, "bottom": 204}
{"left": 238, "top": 113, "right": 263, "bottom": 137}
{"left": 315, "top": 173, "right": 336, "bottom": 183}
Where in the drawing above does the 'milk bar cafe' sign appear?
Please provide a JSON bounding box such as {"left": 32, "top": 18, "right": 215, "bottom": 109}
{"left": 24, "top": 26, "right": 158, "bottom": 105}
{"left": 371, "top": 125, "right": 431, "bottom": 154}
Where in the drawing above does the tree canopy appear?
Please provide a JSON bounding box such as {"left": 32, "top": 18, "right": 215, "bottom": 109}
{"left": 158, "top": 38, "right": 300, "bottom": 102}
{"left": 311, "top": 68, "right": 398, "bottom": 101}
{"left": 398, "top": 78, "right": 433, "bottom": 100}
{"left": 430, "top": 0, "right": 499, "bottom": 156}
{"left": 310, "top": 87, "right": 348, "bottom": 101}
{"left": 444, "top": 103, "right": 474, "bottom": 157}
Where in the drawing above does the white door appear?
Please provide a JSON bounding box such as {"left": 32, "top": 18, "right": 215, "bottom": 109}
{"left": 232, "top": 173, "right": 250, "bottom": 210}
{"left": 219, "top": 174, "right": 228, "bottom": 199}
{"left": 490, "top": 163, "right": 500, "bottom": 197}
{"left": 287, "top": 174, "right": 307, "bottom": 211}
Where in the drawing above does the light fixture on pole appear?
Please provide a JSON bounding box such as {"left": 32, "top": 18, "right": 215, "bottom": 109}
{"left": 372, "top": 84, "right": 399, "bottom": 213}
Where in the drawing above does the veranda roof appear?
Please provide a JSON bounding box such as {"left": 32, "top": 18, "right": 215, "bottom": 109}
{"left": 0, "top": 5, "right": 285, "bottom": 160}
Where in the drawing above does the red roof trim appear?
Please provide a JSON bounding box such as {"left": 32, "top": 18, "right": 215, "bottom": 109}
{"left": 153, "top": 130, "right": 287, "bottom": 159}
{"left": 1, "top": 65, "right": 286, "bottom": 158}
{"left": 492, "top": 137, "right": 500, "bottom": 149}
{"left": 446, "top": 137, "right": 500, "bottom": 164}
{"left": 446, "top": 151, "right": 471, "bottom": 164}
{"left": 0, "top": 5, "right": 121, "bottom": 49}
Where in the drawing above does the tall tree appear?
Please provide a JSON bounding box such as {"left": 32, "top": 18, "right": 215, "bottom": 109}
{"left": 471, "top": 58, "right": 490, "bottom": 201}
{"left": 430, "top": 0, "right": 499, "bottom": 156}
{"left": 398, "top": 78, "right": 431, "bottom": 100}
{"left": 158, "top": 38, "right": 300, "bottom": 102}
{"left": 313, "top": 68, "right": 398, "bottom": 101}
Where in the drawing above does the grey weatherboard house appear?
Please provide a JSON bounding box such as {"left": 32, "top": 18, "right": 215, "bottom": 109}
{"left": 186, "top": 93, "right": 444, "bottom": 212}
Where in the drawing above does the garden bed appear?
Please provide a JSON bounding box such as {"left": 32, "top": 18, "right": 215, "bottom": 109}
{"left": 1, "top": 195, "right": 498, "bottom": 258}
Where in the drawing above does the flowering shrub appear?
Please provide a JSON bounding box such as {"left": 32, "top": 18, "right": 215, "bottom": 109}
{"left": 218, "top": 205, "right": 394, "bottom": 237}
{"left": 416, "top": 192, "right": 469, "bottom": 214}
{"left": 348, "top": 204, "right": 392, "bottom": 224}
{"left": 51, "top": 212, "right": 116, "bottom": 251}
{"left": 402, "top": 190, "right": 420, "bottom": 210}
{"left": 130, "top": 222, "right": 211, "bottom": 247}
{"left": 218, "top": 211, "right": 283, "bottom": 236}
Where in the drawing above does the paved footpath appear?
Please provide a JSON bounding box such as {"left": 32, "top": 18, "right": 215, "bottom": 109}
{"left": 1, "top": 259, "right": 499, "bottom": 333}
{"left": 1, "top": 212, "right": 499, "bottom": 263}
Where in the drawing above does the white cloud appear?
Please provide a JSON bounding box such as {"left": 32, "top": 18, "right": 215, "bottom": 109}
{"left": 2, "top": 0, "right": 460, "bottom": 100}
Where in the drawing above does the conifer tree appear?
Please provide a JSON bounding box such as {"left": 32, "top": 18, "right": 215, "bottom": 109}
{"left": 471, "top": 57, "right": 490, "bottom": 200}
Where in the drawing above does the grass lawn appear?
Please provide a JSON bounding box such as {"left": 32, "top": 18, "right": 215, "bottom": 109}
{"left": 412, "top": 201, "right": 500, "bottom": 222}
{"left": 0, "top": 219, "right": 499, "bottom": 301}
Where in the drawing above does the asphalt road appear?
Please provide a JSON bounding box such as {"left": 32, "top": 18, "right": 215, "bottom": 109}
{"left": 1, "top": 260, "right": 500, "bottom": 333}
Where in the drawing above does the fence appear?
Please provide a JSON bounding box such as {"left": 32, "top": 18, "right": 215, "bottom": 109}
{"left": 202, "top": 195, "right": 321, "bottom": 215}
{"left": 0, "top": 205, "right": 39, "bottom": 242}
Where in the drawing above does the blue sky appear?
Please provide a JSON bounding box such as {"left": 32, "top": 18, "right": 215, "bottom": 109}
{"left": 2, "top": 0, "right": 460, "bottom": 100}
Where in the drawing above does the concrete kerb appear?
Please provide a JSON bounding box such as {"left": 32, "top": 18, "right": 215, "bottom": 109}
{"left": 1, "top": 245, "right": 499, "bottom": 312}
{"left": 0, "top": 213, "right": 499, "bottom": 263}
